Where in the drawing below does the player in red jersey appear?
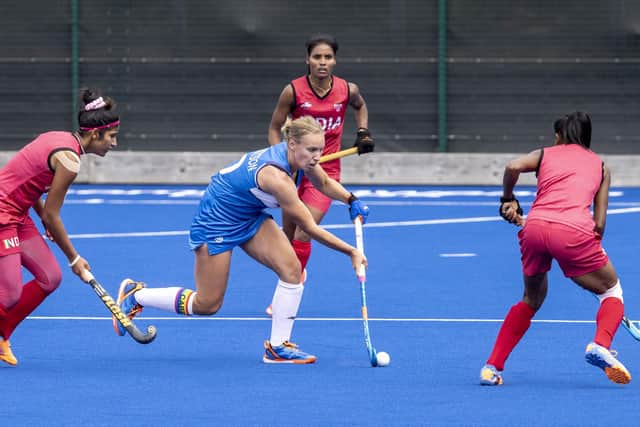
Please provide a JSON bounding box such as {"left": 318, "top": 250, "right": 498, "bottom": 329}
{"left": 480, "top": 112, "right": 631, "bottom": 385}
{"left": 0, "top": 88, "right": 120, "bottom": 365}
{"left": 265, "top": 33, "right": 374, "bottom": 314}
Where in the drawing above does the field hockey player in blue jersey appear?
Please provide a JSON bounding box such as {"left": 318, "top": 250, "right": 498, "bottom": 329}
{"left": 111, "top": 116, "right": 369, "bottom": 364}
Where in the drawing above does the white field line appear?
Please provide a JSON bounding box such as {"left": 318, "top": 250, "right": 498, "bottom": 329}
{"left": 27, "top": 316, "right": 599, "bottom": 324}
{"left": 63, "top": 199, "right": 640, "bottom": 207}
{"left": 66, "top": 206, "right": 640, "bottom": 239}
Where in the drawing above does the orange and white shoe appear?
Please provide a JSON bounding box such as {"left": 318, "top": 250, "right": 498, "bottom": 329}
{"left": 0, "top": 338, "right": 18, "bottom": 366}
{"left": 266, "top": 269, "right": 307, "bottom": 316}
{"left": 585, "top": 342, "right": 631, "bottom": 384}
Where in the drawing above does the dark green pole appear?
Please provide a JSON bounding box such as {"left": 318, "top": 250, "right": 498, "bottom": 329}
{"left": 71, "top": 0, "right": 79, "bottom": 131}
{"left": 437, "top": 0, "right": 448, "bottom": 152}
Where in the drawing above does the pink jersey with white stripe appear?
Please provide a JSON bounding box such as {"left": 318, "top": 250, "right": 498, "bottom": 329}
{"left": 0, "top": 131, "right": 81, "bottom": 225}
{"left": 527, "top": 144, "right": 603, "bottom": 234}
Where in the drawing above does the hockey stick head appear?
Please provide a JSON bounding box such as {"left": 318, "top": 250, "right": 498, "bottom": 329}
{"left": 83, "top": 270, "right": 158, "bottom": 344}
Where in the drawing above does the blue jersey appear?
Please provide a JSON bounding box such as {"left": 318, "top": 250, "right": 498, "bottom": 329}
{"left": 189, "top": 143, "right": 303, "bottom": 254}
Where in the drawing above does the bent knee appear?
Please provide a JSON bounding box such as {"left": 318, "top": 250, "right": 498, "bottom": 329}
{"left": 37, "top": 264, "right": 62, "bottom": 293}
{"left": 192, "top": 299, "right": 223, "bottom": 316}
{"left": 278, "top": 260, "right": 302, "bottom": 284}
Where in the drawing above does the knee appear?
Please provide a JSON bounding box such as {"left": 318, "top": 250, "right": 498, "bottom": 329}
{"left": 38, "top": 263, "right": 62, "bottom": 293}
{"left": 280, "top": 261, "right": 302, "bottom": 284}
{"left": 522, "top": 298, "right": 543, "bottom": 312}
{"left": 522, "top": 291, "right": 545, "bottom": 311}
{"left": 272, "top": 250, "right": 303, "bottom": 284}
{"left": 597, "top": 279, "right": 623, "bottom": 303}
{"left": 192, "top": 298, "right": 223, "bottom": 316}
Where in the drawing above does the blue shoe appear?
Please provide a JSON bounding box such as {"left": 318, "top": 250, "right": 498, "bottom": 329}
{"left": 480, "top": 364, "right": 503, "bottom": 386}
{"left": 112, "top": 279, "right": 145, "bottom": 337}
{"left": 263, "top": 340, "right": 317, "bottom": 364}
{"left": 585, "top": 342, "right": 631, "bottom": 384}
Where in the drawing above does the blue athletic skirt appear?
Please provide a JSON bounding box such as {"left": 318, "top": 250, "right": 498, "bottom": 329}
{"left": 189, "top": 211, "right": 272, "bottom": 255}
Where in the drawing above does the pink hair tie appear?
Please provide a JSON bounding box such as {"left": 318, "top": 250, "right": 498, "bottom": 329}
{"left": 85, "top": 97, "right": 106, "bottom": 111}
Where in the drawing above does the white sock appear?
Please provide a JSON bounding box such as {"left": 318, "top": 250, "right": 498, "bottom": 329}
{"left": 269, "top": 280, "right": 303, "bottom": 346}
{"left": 134, "top": 287, "right": 196, "bottom": 315}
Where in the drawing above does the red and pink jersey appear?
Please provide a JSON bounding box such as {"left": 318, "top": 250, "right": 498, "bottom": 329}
{"left": 527, "top": 144, "right": 603, "bottom": 234}
{"left": 0, "top": 131, "right": 81, "bottom": 225}
{"left": 290, "top": 75, "right": 349, "bottom": 175}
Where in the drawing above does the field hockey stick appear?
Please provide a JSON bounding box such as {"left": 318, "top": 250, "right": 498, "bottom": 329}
{"left": 354, "top": 215, "right": 378, "bottom": 367}
{"left": 82, "top": 271, "right": 157, "bottom": 344}
{"left": 621, "top": 317, "right": 640, "bottom": 340}
{"left": 319, "top": 147, "right": 358, "bottom": 164}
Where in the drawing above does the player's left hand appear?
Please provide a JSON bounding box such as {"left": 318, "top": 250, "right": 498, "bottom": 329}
{"left": 41, "top": 221, "right": 55, "bottom": 241}
{"left": 353, "top": 128, "right": 375, "bottom": 155}
{"left": 593, "top": 224, "right": 605, "bottom": 240}
{"left": 349, "top": 194, "right": 370, "bottom": 224}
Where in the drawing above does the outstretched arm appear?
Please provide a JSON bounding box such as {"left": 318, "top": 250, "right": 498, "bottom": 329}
{"left": 258, "top": 166, "right": 366, "bottom": 271}
{"left": 40, "top": 151, "right": 90, "bottom": 276}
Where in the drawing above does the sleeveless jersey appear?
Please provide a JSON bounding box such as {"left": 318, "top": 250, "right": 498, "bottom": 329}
{"left": 527, "top": 144, "right": 603, "bottom": 234}
{"left": 192, "top": 142, "right": 303, "bottom": 227}
{"left": 290, "top": 75, "right": 349, "bottom": 174}
{"left": 0, "top": 131, "right": 81, "bottom": 225}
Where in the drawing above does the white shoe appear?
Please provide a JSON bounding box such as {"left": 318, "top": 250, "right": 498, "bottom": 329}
{"left": 585, "top": 342, "right": 631, "bottom": 384}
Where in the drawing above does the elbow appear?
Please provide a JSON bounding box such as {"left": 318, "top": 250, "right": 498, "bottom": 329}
{"left": 505, "top": 161, "right": 519, "bottom": 175}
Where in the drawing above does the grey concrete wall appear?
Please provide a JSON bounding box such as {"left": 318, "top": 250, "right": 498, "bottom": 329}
{"left": 1, "top": 151, "right": 638, "bottom": 186}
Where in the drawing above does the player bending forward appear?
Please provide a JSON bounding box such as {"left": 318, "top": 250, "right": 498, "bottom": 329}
{"left": 112, "top": 116, "right": 369, "bottom": 364}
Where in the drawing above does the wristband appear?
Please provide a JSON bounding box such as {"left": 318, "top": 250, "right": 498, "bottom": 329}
{"left": 347, "top": 193, "right": 358, "bottom": 205}
{"left": 69, "top": 254, "right": 81, "bottom": 267}
{"left": 500, "top": 195, "right": 516, "bottom": 203}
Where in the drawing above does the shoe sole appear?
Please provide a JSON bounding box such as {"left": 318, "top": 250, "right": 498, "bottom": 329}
{"left": 112, "top": 279, "right": 141, "bottom": 337}
{"left": 262, "top": 356, "right": 317, "bottom": 364}
{"left": 585, "top": 352, "right": 631, "bottom": 384}
{"left": 0, "top": 355, "right": 17, "bottom": 366}
{"left": 479, "top": 378, "right": 502, "bottom": 386}
{"left": 605, "top": 366, "right": 631, "bottom": 384}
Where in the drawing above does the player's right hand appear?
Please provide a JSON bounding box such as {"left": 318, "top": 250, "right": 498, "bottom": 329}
{"left": 71, "top": 256, "right": 91, "bottom": 280}
{"left": 499, "top": 197, "right": 524, "bottom": 226}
